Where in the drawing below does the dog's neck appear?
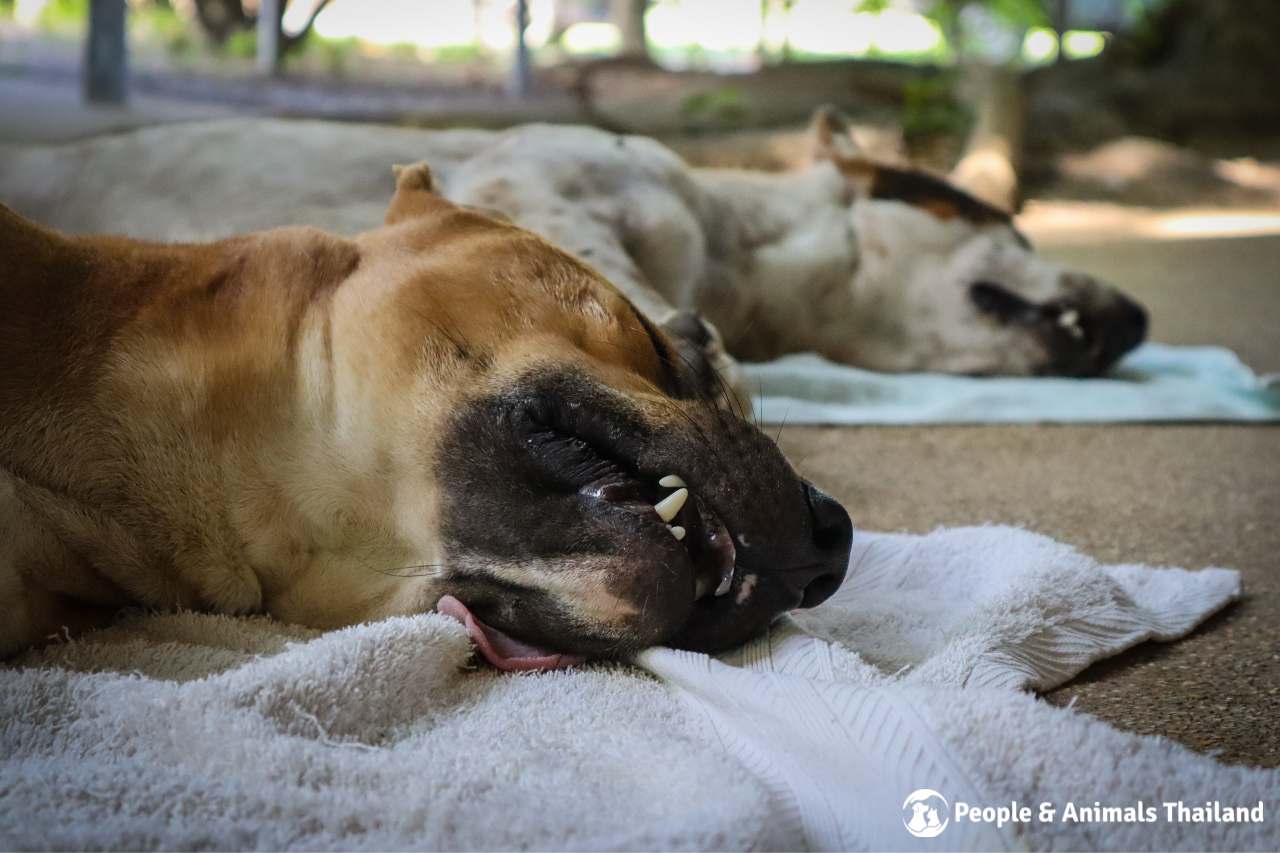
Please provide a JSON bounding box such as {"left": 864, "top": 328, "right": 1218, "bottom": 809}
{"left": 689, "top": 162, "right": 911, "bottom": 367}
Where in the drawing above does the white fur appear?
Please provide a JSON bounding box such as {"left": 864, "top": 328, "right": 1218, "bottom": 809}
{"left": 0, "top": 119, "right": 1121, "bottom": 380}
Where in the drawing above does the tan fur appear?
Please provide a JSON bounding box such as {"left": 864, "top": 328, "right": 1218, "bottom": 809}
{"left": 0, "top": 167, "right": 680, "bottom": 656}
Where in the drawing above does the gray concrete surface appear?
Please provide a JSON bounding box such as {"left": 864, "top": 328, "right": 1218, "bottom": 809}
{"left": 782, "top": 231, "right": 1279, "bottom": 768}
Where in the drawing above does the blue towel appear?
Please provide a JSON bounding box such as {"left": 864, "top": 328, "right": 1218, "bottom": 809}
{"left": 744, "top": 343, "right": 1280, "bottom": 425}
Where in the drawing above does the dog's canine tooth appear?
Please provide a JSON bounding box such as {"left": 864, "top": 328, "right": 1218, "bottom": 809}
{"left": 658, "top": 474, "right": 686, "bottom": 488}
{"left": 714, "top": 566, "right": 735, "bottom": 597}
{"left": 654, "top": 488, "right": 688, "bottom": 522}
{"left": 694, "top": 575, "right": 712, "bottom": 601}
{"left": 669, "top": 525, "right": 686, "bottom": 541}
{"left": 1057, "top": 308, "right": 1083, "bottom": 338}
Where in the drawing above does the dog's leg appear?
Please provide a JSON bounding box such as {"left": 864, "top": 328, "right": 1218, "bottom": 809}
{"left": 0, "top": 473, "right": 122, "bottom": 657}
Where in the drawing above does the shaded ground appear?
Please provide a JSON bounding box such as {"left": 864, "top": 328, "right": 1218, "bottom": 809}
{"left": 781, "top": 229, "right": 1280, "bottom": 769}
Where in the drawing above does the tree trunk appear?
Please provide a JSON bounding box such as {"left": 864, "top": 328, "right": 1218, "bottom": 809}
{"left": 84, "top": 0, "right": 127, "bottom": 103}
{"left": 510, "top": 0, "right": 532, "bottom": 98}
{"left": 256, "top": 0, "right": 281, "bottom": 76}
{"left": 951, "top": 64, "right": 1025, "bottom": 212}
{"left": 612, "top": 0, "right": 648, "bottom": 60}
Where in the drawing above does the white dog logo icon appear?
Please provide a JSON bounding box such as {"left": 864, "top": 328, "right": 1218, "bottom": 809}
{"left": 902, "top": 789, "right": 950, "bottom": 838}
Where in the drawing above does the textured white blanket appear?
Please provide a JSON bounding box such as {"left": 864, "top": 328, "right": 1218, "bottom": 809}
{"left": 2, "top": 525, "right": 1275, "bottom": 850}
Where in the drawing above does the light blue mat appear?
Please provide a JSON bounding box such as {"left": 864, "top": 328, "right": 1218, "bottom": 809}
{"left": 744, "top": 343, "right": 1280, "bottom": 425}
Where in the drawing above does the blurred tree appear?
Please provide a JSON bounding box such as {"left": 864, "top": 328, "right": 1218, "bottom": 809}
{"left": 611, "top": 0, "right": 648, "bottom": 60}
{"left": 85, "top": 0, "right": 126, "bottom": 102}
{"left": 1027, "top": 0, "right": 1280, "bottom": 151}
{"left": 923, "top": 0, "right": 1050, "bottom": 64}
{"left": 172, "top": 0, "right": 330, "bottom": 56}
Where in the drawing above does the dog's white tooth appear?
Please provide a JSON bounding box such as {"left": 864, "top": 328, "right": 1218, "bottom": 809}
{"left": 1058, "top": 309, "right": 1080, "bottom": 328}
{"left": 694, "top": 575, "right": 712, "bottom": 601}
{"left": 653, "top": 488, "right": 688, "bottom": 522}
{"left": 670, "top": 525, "right": 687, "bottom": 541}
{"left": 659, "top": 474, "right": 687, "bottom": 489}
{"left": 714, "top": 566, "right": 735, "bottom": 597}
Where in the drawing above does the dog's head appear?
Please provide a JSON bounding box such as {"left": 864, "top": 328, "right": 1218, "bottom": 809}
{"left": 348, "top": 164, "right": 852, "bottom": 670}
{"left": 807, "top": 108, "right": 1147, "bottom": 376}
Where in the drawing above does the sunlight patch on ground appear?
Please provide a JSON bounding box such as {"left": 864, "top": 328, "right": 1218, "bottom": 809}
{"left": 1022, "top": 202, "right": 1280, "bottom": 247}
{"left": 1146, "top": 212, "right": 1280, "bottom": 239}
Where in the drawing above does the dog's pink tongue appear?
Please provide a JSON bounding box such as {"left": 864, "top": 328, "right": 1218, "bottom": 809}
{"left": 437, "top": 595, "right": 585, "bottom": 672}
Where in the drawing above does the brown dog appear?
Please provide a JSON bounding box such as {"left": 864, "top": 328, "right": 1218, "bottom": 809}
{"left": 0, "top": 164, "right": 852, "bottom": 668}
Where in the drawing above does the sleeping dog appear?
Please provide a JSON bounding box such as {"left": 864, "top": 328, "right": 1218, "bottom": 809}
{"left": 0, "top": 164, "right": 853, "bottom": 666}
{"left": 0, "top": 108, "right": 1147, "bottom": 387}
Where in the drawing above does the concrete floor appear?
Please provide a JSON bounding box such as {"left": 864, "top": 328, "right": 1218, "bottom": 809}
{"left": 0, "top": 74, "right": 233, "bottom": 143}
{"left": 781, "top": 229, "right": 1280, "bottom": 769}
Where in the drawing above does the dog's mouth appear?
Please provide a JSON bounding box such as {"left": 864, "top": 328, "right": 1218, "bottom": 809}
{"left": 438, "top": 410, "right": 740, "bottom": 671}
{"left": 435, "top": 373, "right": 853, "bottom": 674}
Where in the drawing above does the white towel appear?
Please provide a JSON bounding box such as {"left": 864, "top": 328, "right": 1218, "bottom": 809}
{"left": 2, "top": 526, "right": 1275, "bottom": 850}
{"left": 745, "top": 343, "right": 1280, "bottom": 424}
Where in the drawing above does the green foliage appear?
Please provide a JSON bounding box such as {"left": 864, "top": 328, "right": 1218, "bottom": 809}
{"left": 130, "top": 2, "right": 192, "bottom": 56}
{"left": 979, "top": 0, "right": 1050, "bottom": 29}
{"left": 925, "top": 0, "right": 1050, "bottom": 30}
{"left": 304, "top": 35, "right": 358, "bottom": 77}
{"left": 428, "top": 43, "right": 482, "bottom": 64}
{"left": 222, "top": 28, "right": 255, "bottom": 59}
{"left": 679, "top": 86, "right": 750, "bottom": 127}
{"left": 900, "top": 74, "right": 970, "bottom": 143}
{"left": 387, "top": 41, "right": 418, "bottom": 62}
{"left": 37, "top": 0, "right": 87, "bottom": 32}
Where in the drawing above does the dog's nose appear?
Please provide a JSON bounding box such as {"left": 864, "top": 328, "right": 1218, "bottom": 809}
{"left": 1115, "top": 294, "right": 1148, "bottom": 354}
{"left": 790, "top": 482, "right": 853, "bottom": 609}
{"left": 1097, "top": 293, "right": 1149, "bottom": 371}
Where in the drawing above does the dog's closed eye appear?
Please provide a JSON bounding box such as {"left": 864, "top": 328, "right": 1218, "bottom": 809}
{"left": 969, "top": 281, "right": 1035, "bottom": 323}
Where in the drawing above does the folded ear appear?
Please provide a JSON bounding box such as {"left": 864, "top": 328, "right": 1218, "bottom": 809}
{"left": 384, "top": 161, "right": 452, "bottom": 225}
{"left": 807, "top": 105, "right": 876, "bottom": 196}
{"left": 808, "top": 105, "right": 862, "bottom": 161}
{"left": 658, "top": 310, "right": 719, "bottom": 397}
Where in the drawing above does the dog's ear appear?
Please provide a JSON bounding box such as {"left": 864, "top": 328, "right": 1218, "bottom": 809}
{"left": 659, "top": 311, "right": 720, "bottom": 398}
{"left": 807, "top": 106, "right": 877, "bottom": 195}
{"left": 385, "top": 161, "right": 453, "bottom": 225}
{"left": 808, "top": 105, "right": 862, "bottom": 162}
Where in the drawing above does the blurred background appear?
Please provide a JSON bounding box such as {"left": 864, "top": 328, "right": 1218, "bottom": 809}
{"left": 1, "top": 0, "right": 1278, "bottom": 363}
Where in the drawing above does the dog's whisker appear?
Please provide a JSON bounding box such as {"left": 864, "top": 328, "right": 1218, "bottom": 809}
{"left": 372, "top": 563, "right": 448, "bottom": 579}
{"left": 773, "top": 405, "right": 791, "bottom": 446}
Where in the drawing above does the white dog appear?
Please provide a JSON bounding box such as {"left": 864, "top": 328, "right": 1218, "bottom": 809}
{"left": 0, "top": 108, "right": 1146, "bottom": 382}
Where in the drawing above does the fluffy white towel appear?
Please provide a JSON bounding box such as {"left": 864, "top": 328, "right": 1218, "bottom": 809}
{"left": 2, "top": 526, "right": 1275, "bottom": 850}
{"left": 745, "top": 343, "right": 1280, "bottom": 424}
